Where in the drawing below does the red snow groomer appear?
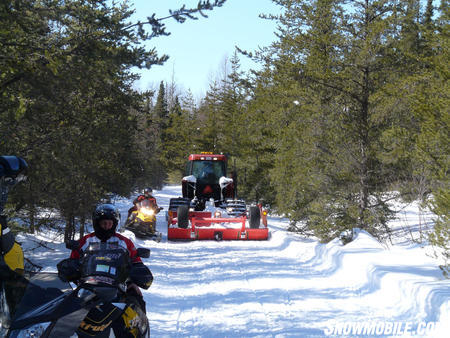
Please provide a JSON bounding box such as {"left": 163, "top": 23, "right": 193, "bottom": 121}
{"left": 167, "top": 153, "right": 269, "bottom": 241}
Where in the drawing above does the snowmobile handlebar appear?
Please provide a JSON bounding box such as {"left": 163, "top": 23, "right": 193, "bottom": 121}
{"left": 137, "top": 247, "right": 150, "bottom": 258}
{"left": 65, "top": 240, "right": 150, "bottom": 258}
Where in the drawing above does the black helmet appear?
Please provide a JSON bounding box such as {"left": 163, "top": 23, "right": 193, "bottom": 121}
{"left": 0, "top": 156, "right": 27, "bottom": 182}
{"left": 92, "top": 204, "right": 120, "bottom": 241}
{"left": 1, "top": 156, "right": 27, "bottom": 214}
{"left": 143, "top": 187, "right": 152, "bottom": 196}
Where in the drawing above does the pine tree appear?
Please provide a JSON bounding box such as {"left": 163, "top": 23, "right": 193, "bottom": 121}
{"left": 163, "top": 95, "right": 189, "bottom": 175}
{"left": 133, "top": 90, "right": 166, "bottom": 190}
{"left": 0, "top": 0, "right": 228, "bottom": 237}
{"left": 424, "top": 0, "right": 434, "bottom": 28}
{"left": 250, "top": 0, "right": 412, "bottom": 241}
{"left": 152, "top": 81, "right": 171, "bottom": 171}
{"left": 154, "top": 81, "right": 170, "bottom": 132}
{"left": 237, "top": 66, "right": 278, "bottom": 205}
{"left": 197, "top": 80, "right": 223, "bottom": 152}
{"left": 218, "top": 52, "right": 247, "bottom": 157}
{"left": 414, "top": 0, "right": 449, "bottom": 273}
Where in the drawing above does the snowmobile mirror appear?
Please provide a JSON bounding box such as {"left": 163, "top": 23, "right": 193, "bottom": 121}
{"left": 137, "top": 248, "right": 150, "bottom": 258}
{"left": 66, "top": 240, "right": 80, "bottom": 251}
{"left": 0, "top": 156, "right": 27, "bottom": 180}
{"left": 0, "top": 156, "right": 27, "bottom": 214}
{"left": 219, "top": 176, "right": 233, "bottom": 189}
{"left": 182, "top": 175, "right": 197, "bottom": 184}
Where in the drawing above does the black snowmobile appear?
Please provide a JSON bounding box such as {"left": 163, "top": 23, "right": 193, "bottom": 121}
{"left": 2, "top": 241, "right": 151, "bottom": 337}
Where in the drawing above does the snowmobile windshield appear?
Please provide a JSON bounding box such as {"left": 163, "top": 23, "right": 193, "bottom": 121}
{"left": 139, "top": 199, "right": 153, "bottom": 209}
{"left": 81, "top": 244, "right": 131, "bottom": 285}
{"left": 5, "top": 271, "right": 72, "bottom": 320}
{"left": 191, "top": 160, "right": 226, "bottom": 184}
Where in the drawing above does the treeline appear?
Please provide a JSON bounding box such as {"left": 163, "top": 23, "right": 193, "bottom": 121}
{"left": 153, "top": 0, "right": 448, "bottom": 265}
{"left": 0, "top": 0, "right": 225, "bottom": 240}
{"left": 1, "top": 0, "right": 448, "bottom": 265}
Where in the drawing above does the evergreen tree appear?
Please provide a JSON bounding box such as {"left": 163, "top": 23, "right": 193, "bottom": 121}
{"left": 250, "top": 0, "right": 412, "bottom": 241}
{"left": 379, "top": 0, "right": 448, "bottom": 268}
{"left": 182, "top": 90, "right": 203, "bottom": 154}
{"left": 0, "top": 0, "right": 227, "bottom": 237}
{"left": 424, "top": 0, "right": 435, "bottom": 28}
{"left": 237, "top": 66, "right": 278, "bottom": 205}
{"left": 154, "top": 81, "right": 170, "bottom": 131}
{"left": 197, "top": 80, "right": 223, "bottom": 152}
{"left": 194, "top": 54, "right": 249, "bottom": 181}
{"left": 410, "top": 0, "right": 449, "bottom": 273}
{"left": 218, "top": 52, "right": 247, "bottom": 157}
{"left": 133, "top": 90, "right": 166, "bottom": 190}
{"left": 153, "top": 81, "right": 169, "bottom": 165}
{"left": 163, "top": 95, "right": 187, "bottom": 174}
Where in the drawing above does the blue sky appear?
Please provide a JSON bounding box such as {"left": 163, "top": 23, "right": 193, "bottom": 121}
{"left": 131, "top": 0, "right": 280, "bottom": 97}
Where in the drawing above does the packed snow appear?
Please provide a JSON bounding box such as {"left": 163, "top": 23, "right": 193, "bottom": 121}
{"left": 17, "top": 185, "right": 449, "bottom": 337}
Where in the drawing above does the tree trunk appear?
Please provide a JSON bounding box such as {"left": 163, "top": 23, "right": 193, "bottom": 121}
{"left": 358, "top": 65, "right": 370, "bottom": 230}
{"left": 64, "top": 215, "right": 75, "bottom": 243}
{"left": 29, "top": 206, "right": 35, "bottom": 234}
{"left": 79, "top": 216, "right": 85, "bottom": 239}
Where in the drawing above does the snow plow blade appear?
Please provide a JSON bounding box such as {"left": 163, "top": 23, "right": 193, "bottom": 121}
{"left": 167, "top": 206, "right": 269, "bottom": 241}
{"left": 168, "top": 227, "right": 269, "bottom": 240}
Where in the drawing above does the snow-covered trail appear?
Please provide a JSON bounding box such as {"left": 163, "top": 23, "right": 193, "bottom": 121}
{"left": 19, "top": 185, "right": 449, "bottom": 337}
{"left": 118, "top": 186, "right": 449, "bottom": 337}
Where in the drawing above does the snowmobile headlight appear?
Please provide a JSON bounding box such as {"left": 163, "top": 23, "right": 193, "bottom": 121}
{"left": 141, "top": 208, "right": 154, "bottom": 216}
{"left": 13, "top": 321, "right": 51, "bottom": 337}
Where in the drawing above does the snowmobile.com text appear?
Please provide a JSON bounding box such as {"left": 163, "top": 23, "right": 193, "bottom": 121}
{"left": 323, "top": 321, "right": 443, "bottom": 336}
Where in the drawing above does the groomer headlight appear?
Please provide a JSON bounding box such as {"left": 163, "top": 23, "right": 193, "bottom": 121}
{"left": 14, "top": 321, "right": 52, "bottom": 337}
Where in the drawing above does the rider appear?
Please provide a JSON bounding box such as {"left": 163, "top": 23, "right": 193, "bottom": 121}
{"left": 1, "top": 156, "right": 27, "bottom": 318}
{"left": 64, "top": 203, "right": 153, "bottom": 337}
{"left": 0, "top": 215, "right": 26, "bottom": 319}
{"left": 127, "top": 187, "right": 159, "bottom": 219}
{"left": 0, "top": 218, "right": 24, "bottom": 278}
{"left": 0, "top": 156, "right": 26, "bottom": 278}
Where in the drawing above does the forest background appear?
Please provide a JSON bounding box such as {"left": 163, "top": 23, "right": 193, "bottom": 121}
{"left": 0, "top": 0, "right": 448, "bottom": 272}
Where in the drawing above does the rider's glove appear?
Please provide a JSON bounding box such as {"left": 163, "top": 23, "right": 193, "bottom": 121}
{"left": 129, "top": 262, "right": 153, "bottom": 289}
{"left": 57, "top": 258, "right": 81, "bottom": 282}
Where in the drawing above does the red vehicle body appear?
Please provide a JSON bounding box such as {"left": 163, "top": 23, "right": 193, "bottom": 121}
{"left": 167, "top": 153, "right": 269, "bottom": 241}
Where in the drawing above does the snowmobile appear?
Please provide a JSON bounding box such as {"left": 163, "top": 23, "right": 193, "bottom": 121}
{"left": 167, "top": 153, "right": 269, "bottom": 241}
{"left": 2, "top": 241, "right": 151, "bottom": 337}
{"left": 123, "top": 199, "right": 163, "bottom": 241}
